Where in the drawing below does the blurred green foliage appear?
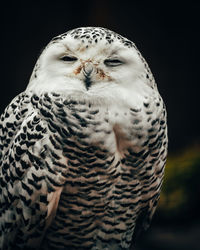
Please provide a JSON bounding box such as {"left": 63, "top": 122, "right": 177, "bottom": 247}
{"left": 157, "top": 144, "right": 200, "bottom": 223}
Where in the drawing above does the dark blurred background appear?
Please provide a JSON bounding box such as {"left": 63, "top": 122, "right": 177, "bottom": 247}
{"left": 1, "top": 1, "right": 200, "bottom": 249}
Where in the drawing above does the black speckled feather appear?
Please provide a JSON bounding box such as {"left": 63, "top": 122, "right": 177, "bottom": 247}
{"left": 0, "top": 27, "right": 167, "bottom": 250}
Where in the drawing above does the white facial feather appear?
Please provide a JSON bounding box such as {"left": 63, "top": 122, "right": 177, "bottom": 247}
{"left": 27, "top": 27, "right": 155, "bottom": 108}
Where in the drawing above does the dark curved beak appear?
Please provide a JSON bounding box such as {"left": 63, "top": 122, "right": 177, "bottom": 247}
{"left": 83, "top": 62, "right": 94, "bottom": 90}
{"left": 83, "top": 62, "right": 94, "bottom": 77}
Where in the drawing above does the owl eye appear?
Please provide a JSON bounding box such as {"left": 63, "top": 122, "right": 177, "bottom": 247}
{"left": 104, "top": 58, "right": 123, "bottom": 67}
{"left": 60, "top": 56, "right": 77, "bottom": 62}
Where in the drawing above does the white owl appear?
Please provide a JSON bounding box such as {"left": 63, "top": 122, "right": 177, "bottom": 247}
{"left": 0, "top": 27, "right": 168, "bottom": 250}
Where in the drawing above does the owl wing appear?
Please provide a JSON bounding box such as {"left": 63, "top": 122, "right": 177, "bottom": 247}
{"left": 0, "top": 93, "right": 65, "bottom": 249}
{"left": 126, "top": 101, "right": 168, "bottom": 241}
{"left": 112, "top": 98, "right": 167, "bottom": 245}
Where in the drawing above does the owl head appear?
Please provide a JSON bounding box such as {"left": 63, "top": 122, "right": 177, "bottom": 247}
{"left": 27, "top": 27, "right": 156, "bottom": 101}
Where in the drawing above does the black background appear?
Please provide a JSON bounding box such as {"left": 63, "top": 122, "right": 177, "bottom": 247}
{"left": 1, "top": 1, "right": 200, "bottom": 153}
{"left": 1, "top": 1, "right": 200, "bottom": 249}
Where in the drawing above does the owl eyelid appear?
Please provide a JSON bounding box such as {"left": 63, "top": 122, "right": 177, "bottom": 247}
{"left": 104, "top": 58, "right": 123, "bottom": 67}
{"left": 60, "top": 55, "right": 78, "bottom": 62}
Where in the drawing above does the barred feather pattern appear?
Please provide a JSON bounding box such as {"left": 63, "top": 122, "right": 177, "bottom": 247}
{"left": 0, "top": 91, "right": 167, "bottom": 250}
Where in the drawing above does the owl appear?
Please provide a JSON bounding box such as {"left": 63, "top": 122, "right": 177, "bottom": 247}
{"left": 0, "top": 27, "right": 168, "bottom": 250}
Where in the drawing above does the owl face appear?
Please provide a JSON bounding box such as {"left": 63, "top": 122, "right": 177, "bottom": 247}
{"left": 27, "top": 27, "right": 154, "bottom": 101}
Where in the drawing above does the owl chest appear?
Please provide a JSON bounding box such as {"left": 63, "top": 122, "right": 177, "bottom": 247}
{"left": 55, "top": 107, "right": 126, "bottom": 158}
{"left": 56, "top": 105, "right": 147, "bottom": 156}
{"left": 60, "top": 111, "right": 118, "bottom": 183}
{"left": 44, "top": 106, "right": 153, "bottom": 247}
{"left": 48, "top": 105, "right": 150, "bottom": 179}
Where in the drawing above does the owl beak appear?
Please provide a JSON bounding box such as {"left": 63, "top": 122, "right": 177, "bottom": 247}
{"left": 83, "top": 62, "right": 94, "bottom": 90}
{"left": 83, "top": 62, "right": 94, "bottom": 77}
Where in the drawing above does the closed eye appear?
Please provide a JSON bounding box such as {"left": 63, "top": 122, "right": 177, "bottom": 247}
{"left": 104, "top": 58, "right": 123, "bottom": 67}
{"left": 60, "top": 55, "right": 77, "bottom": 62}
